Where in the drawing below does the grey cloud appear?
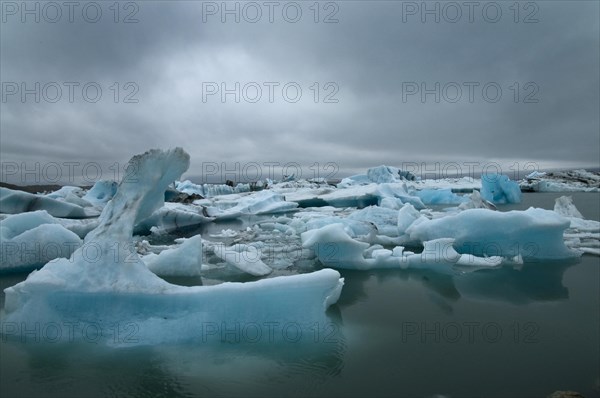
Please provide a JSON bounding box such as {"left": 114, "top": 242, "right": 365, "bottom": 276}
{"left": 1, "top": 1, "right": 598, "bottom": 184}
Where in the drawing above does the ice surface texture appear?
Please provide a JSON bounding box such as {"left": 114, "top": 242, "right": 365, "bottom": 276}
{"left": 407, "top": 207, "right": 578, "bottom": 260}
{"left": 480, "top": 174, "right": 522, "bottom": 204}
{"left": 0, "top": 210, "right": 82, "bottom": 273}
{"left": 0, "top": 187, "right": 98, "bottom": 218}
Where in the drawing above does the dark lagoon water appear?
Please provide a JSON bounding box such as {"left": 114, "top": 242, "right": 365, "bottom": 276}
{"left": 1, "top": 193, "right": 599, "bottom": 398}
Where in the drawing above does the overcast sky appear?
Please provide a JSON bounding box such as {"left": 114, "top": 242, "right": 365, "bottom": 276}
{"left": 1, "top": 1, "right": 599, "bottom": 184}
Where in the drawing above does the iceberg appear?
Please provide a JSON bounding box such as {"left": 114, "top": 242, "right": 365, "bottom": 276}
{"left": 0, "top": 187, "right": 98, "bottom": 218}
{"left": 201, "top": 190, "right": 298, "bottom": 218}
{"left": 281, "top": 182, "right": 425, "bottom": 210}
{"left": 82, "top": 180, "right": 118, "bottom": 206}
{"left": 554, "top": 196, "right": 600, "bottom": 255}
{"left": 134, "top": 202, "right": 213, "bottom": 234}
{"left": 213, "top": 243, "right": 273, "bottom": 276}
{"left": 339, "top": 165, "right": 416, "bottom": 186}
{"left": 45, "top": 186, "right": 93, "bottom": 208}
{"left": 281, "top": 184, "right": 379, "bottom": 209}
{"left": 397, "top": 203, "right": 426, "bottom": 235}
{"left": 480, "top": 174, "right": 522, "bottom": 204}
{"left": 301, "top": 223, "right": 502, "bottom": 273}
{"left": 142, "top": 235, "right": 206, "bottom": 277}
{"left": 176, "top": 180, "right": 251, "bottom": 197}
{"left": 554, "top": 195, "right": 584, "bottom": 219}
{"left": 412, "top": 188, "right": 468, "bottom": 205}
{"left": 520, "top": 169, "right": 600, "bottom": 192}
{"left": 347, "top": 206, "right": 401, "bottom": 237}
{"left": 375, "top": 184, "right": 426, "bottom": 209}
{"left": 407, "top": 207, "right": 579, "bottom": 260}
{"left": 2, "top": 148, "right": 343, "bottom": 345}
{"left": 0, "top": 210, "right": 82, "bottom": 273}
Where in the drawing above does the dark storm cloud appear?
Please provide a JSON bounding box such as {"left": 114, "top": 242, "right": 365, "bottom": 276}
{"left": 1, "top": 1, "right": 598, "bottom": 184}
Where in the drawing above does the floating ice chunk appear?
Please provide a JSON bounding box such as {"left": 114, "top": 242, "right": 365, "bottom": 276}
{"left": 301, "top": 224, "right": 497, "bottom": 272}
{"left": 83, "top": 180, "right": 118, "bottom": 205}
{"left": 554, "top": 196, "right": 583, "bottom": 219}
{"left": 407, "top": 207, "right": 578, "bottom": 260}
{"left": 135, "top": 202, "right": 213, "bottom": 234}
{"left": 379, "top": 197, "right": 404, "bottom": 210}
{"left": 0, "top": 208, "right": 97, "bottom": 239}
{"left": 412, "top": 189, "right": 468, "bottom": 205}
{"left": 4, "top": 268, "right": 344, "bottom": 345}
{"left": 213, "top": 243, "right": 273, "bottom": 276}
{"left": 367, "top": 165, "right": 403, "bottom": 183}
{"left": 3, "top": 148, "right": 343, "bottom": 344}
{"left": 337, "top": 174, "right": 371, "bottom": 188}
{"left": 175, "top": 180, "right": 251, "bottom": 197}
{"left": 209, "top": 229, "right": 239, "bottom": 238}
{"left": 458, "top": 190, "right": 497, "bottom": 210}
{"left": 281, "top": 184, "right": 378, "bottom": 208}
{"left": 143, "top": 235, "right": 206, "bottom": 277}
{"left": 480, "top": 174, "right": 522, "bottom": 204}
{"left": 397, "top": 203, "right": 425, "bottom": 235}
{"left": 375, "top": 184, "right": 426, "bottom": 209}
{"left": 304, "top": 216, "right": 374, "bottom": 238}
{"left": 529, "top": 180, "right": 599, "bottom": 192}
{"left": 1, "top": 210, "right": 59, "bottom": 238}
{"left": 338, "top": 165, "right": 417, "bottom": 185}
{"left": 456, "top": 254, "right": 503, "bottom": 267}
{"left": 371, "top": 248, "right": 393, "bottom": 259}
{"left": 347, "top": 206, "right": 401, "bottom": 237}
{"left": 0, "top": 210, "right": 81, "bottom": 273}
{"left": 526, "top": 171, "right": 547, "bottom": 179}
{"left": 202, "top": 190, "right": 298, "bottom": 218}
{"left": 227, "top": 191, "right": 298, "bottom": 215}
{"left": 579, "top": 247, "right": 600, "bottom": 255}
{"left": 521, "top": 169, "right": 600, "bottom": 192}
{"left": 46, "top": 186, "right": 92, "bottom": 207}
{"left": 52, "top": 218, "right": 100, "bottom": 238}
{"left": 301, "top": 223, "right": 372, "bottom": 269}
{"left": 0, "top": 187, "right": 98, "bottom": 218}
{"left": 554, "top": 196, "right": 600, "bottom": 255}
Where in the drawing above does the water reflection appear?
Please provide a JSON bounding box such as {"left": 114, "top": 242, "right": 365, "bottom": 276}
{"left": 336, "top": 259, "right": 578, "bottom": 311}
{"left": 1, "top": 326, "right": 347, "bottom": 398}
{"left": 453, "top": 260, "right": 577, "bottom": 304}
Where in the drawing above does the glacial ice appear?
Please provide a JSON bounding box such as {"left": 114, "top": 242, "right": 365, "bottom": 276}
{"left": 176, "top": 180, "right": 251, "bottom": 197}
{"left": 301, "top": 223, "right": 502, "bottom": 272}
{"left": 142, "top": 235, "right": 206, "bottom": 277}
{"left": 397, "top": 203, "right": 426, "bottom": 235}
{"left": 82, "top": 180, "right": 118, "bottom": 206}
{"left": 213, "top": 243, "right": 273, "bottom": 276}
{"left": 200, "top": 190, "right": 299, "bottom": 217}
{"left": 2, "top": 148, "right": 343, "bottom": 344}
{"left": 282, "top": 182, "right": 426, "bottom": 210}
{"left": 554, "top": 196, "right": 600, "bottom": 255}
{"left": 554, "top": 196, "right": 584, "bottom": 218}
{"left": 0, "top": 210, "right": 82, "bottom": 273}
{"left": 3, "top": 156, "right": 599, "bottom": 345}
{"left": 413, "top": 188, "right": 468, "bottom": 205}
{"left": 134, "top": 202, "right": 213, "bottom": 234}
{"left": 347, "top": 206, "right": 402, "bottom": 237}
{"left": 480, "top": 174, "right": 522, "bottom": 204}
{"left": 0, "top": 187, "right": 98, "bottom": 218}
{"left": 520, "top": 169, "right": 600, "bottom": 192}
{"left": 338, "top": 165, "right": 416, "bottom": 186}
{"left": 45, "top": 186, "right": 93, "bottom": 208}
{"left": 407, "top": 207, "right": 578, "bottom": 260}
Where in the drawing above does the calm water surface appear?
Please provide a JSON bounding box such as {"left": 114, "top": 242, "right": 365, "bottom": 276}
{"left": 1, "top": 193, "right": 598, "bottom": 398}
